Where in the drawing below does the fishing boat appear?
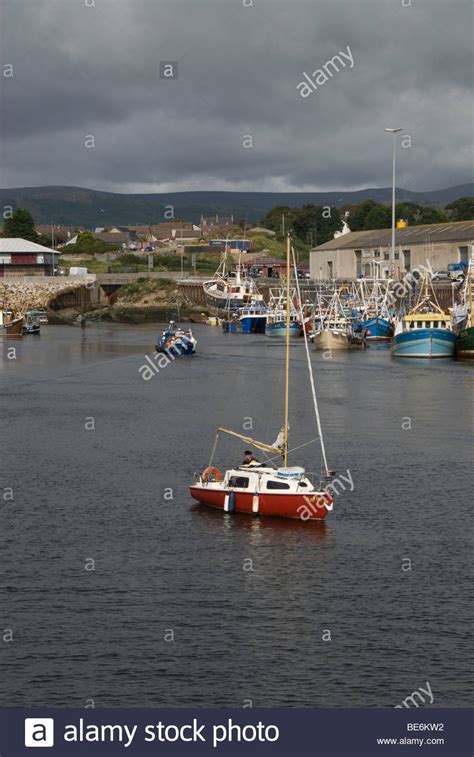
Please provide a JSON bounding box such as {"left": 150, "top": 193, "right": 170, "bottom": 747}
{"left": 238, "top": 300, "right": 268, "bottom": 334}
{"left": 313, "top": 291, "right": 365, "bottom": 350}
{"left": 452, "top": 257, "right": 474, "bottom": 360}
{"left": 190, "top": 234, "right": 334, "bottom": 522}
{"left": 353, "top": 278, "right": 394, "bottom": 342}
{"left": 391, "top": 275, "right": 456, "bottom": 359}
{"left": 0, "top": 308, "right": 24, "bottom": 337}
{"left": 203, "top": 249, "right": 262, "bottom": 317}
{"left": 155, "top": 321, "right": 197, "bottom": 356}
{"left": 28, "top": 308, "right": 49, "bottom": 325}
{"left": 265, "top": 287, "right": 301, "bottom": 338}
{"left": 22, "top": 311, "right": 41, "bottom": 335}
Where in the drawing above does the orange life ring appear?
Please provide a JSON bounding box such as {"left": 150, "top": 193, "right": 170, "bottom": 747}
{"left": 202, "top": 466, "right": 222, "bottom": 483}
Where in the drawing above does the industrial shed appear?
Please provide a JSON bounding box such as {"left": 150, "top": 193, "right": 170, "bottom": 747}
{"left": 310, "top": 221, "right": 474, "bottom": 280}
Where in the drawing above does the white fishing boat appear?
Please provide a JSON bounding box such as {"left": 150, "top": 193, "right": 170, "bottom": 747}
{"left": 203, "top": 247, "right": 262, "bottom": 317}
{"left": 313, "top": 291, "right": 365, "bottom": 350}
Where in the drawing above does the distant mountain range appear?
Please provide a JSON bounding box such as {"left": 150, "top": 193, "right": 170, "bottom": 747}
{"left": 0, "top": 184, "right": 472, "bottom": 227}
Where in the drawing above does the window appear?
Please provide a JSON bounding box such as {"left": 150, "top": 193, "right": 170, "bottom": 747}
{"left": 298, "top": 481, "right": 308, "bottom": 488}
{"left": 266, "top": 480, "right": 290, "bottom": 490}
{"left": 228, "top": 476, "right": 249, "bottom": 488}
{"left": 374, "top": 249, "right": 381, "bottom": 258}
{"left": 394, "top": 251, "right": 399, "bottom": 260}
{"left": 384, "top": 252, "right": 389, "bottom": 260}
{"left": 403, "top": 250, "right": 411, "bottom": 272}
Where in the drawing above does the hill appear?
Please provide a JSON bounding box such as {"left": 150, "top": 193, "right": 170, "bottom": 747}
{"left": 0, "top": 184, "right": 472, "bottom": 227}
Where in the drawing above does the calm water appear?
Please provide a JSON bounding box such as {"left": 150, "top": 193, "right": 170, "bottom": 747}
{"left": 1, "top": 324, "right": 472, "bottom": 708}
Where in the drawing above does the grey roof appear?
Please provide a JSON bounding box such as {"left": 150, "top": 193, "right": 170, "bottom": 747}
{"left": 312, "top": 221, "right": 474, "bottom": 251}
{"left": 0, "top": 237, "right": 55, "bottom": 253}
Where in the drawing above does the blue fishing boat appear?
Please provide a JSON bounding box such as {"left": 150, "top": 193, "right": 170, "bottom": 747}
{"left": 266, "top": 320, "right": 301, "bottom": 338}
{"left": 391, "top": 278, "right": 455, "bottom": 359}
{"left": 357, "top": 315, "right": 394, "bottom": 341}
{"left": 265, "top": 287, "right": 301, "bottom": 338}
{"left": 353, "top": 278, "right": 394, "bottom": 341}
{"left": 155, "top": 321, "right": 197, "bottom": 356}
{"left": 239, "top": 302, "right": 268, "bottom": 334}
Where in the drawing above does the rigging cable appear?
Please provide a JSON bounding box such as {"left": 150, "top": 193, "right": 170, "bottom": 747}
{"left": 291, "top": 247, "right": 331, "bottom": 479}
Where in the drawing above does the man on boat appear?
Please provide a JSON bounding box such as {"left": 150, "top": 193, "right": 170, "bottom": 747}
{"left": 241, "top": 450, "right": 261, "bottom": 468}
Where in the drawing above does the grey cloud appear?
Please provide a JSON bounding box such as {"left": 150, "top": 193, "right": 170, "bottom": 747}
{"left": 0, "top": 0, "right": 472, "bottom": 192}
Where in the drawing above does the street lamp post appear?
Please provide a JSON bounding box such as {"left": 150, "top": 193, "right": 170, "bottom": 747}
{"left": 385, "top": 127, "right": 402, "bottom": 277}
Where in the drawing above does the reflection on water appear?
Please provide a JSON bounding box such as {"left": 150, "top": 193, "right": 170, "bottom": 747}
{"left": 192, "top": 503, "right": 332, "bottom": 548}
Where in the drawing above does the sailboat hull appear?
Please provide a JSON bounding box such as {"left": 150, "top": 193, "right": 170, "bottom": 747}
{"left": 391, "top": 328, "right": 456, "bottom": 358}
{"left": 189, "top": 485, "right": 330, "bottom": 521}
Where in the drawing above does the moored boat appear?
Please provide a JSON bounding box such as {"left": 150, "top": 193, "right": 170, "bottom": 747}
{"left": 455, "top": 326, "right": 474, "bottom": 360}
{"left": 353, "top": 277, "right": 394, "bottom": 342}
{"left": 22, "top": 311, "right": 41, "bottom": 335}
{"left": 238, "top": 302, "right": 268, "bottom": 334}
{"left": 357, "top": 315, "right": 394, "bottom": 341}
{"left": 391, "top": 276, "right": 455, "bottom": 359}
{"left": 452, "top": 256, "right": 474, "bottom": 360}
{"left": 203, "top": 249, "right": 263, "bottom": 317}
{"left": 265, "top": 287, "right": 301, "bottom": 338}
{"left": 313, "top": 291, "right": 365, "bottom": 350}
{"left": 1, "top": 308, "right": 24, "bottom": 337}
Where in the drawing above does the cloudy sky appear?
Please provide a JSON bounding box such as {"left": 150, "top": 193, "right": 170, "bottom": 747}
{"left": 0, "top": 0, "right": 472, "bottom": 193}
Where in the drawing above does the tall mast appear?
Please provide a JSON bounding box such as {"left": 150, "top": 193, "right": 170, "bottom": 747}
{"left": 283, "top": 232, "right": 291, "bottom": 465}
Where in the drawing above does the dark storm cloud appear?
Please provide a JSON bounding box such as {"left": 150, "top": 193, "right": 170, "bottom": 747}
{"left": 0, "top": 0, "right": 472, "bottom": 192}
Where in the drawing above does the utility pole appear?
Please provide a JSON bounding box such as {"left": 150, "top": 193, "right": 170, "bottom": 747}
{"left": 385, "top": 127, "right": 402, "bottom": 277}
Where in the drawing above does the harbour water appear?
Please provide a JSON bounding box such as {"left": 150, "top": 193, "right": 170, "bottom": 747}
{"left": 1, "top": 324, "right": 472, "bottom": 708}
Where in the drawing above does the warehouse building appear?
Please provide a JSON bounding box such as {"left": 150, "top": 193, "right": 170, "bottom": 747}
{"left": 310, "top": 220, "right": 474, "bottom": 280}
{"left": 0, "top": 238, "right": 60, "bottom": 276}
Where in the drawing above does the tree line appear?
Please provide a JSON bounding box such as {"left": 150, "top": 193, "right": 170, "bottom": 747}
{"left": 261, "top": 196, "right": 474, "bottom": 246}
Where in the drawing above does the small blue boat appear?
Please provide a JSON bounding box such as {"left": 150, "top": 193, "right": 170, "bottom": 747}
{"left": 357, "top": 316, "right": 394, "bottom": 341}
{"left": 155, "top": 321, "right": 197, "bottom": 356}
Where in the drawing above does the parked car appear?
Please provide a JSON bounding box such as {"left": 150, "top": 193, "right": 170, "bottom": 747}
{"left": 431, "top": 270, "right": 450, "bottom": 281}
{"left": 447, "top": 262, "right": 467, "bottom": 281}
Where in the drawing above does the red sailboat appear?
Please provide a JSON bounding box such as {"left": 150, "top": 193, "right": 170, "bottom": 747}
{"left": 190, "top": 234, "right": 334, "bottom": 522}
